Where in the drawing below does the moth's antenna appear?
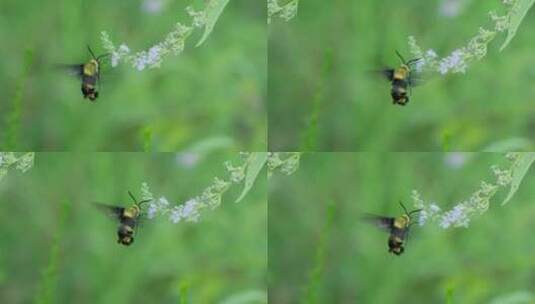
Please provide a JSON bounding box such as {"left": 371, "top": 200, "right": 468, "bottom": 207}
{"left": 395, "top": 50, "right": 407, "bottom": 65}
{"left": 87, "top": 45, "right": 97, "bottom": 60}
{"left": 128, "top": 191, "right": 137, "bottom": 205}
{"left": 399, "top": 201, "right": 410, "bottom": 215}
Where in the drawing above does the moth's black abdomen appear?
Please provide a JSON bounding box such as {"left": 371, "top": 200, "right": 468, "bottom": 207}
{"left": 122, "top": 217, "right": 138, "bottom": 229}
{"left": 388, "top": 236, "right": 405, "bottom": 255}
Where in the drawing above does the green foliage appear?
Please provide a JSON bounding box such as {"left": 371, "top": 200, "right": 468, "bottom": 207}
{"left": 0, "top": 1, "right": 265, "bottom": 150}
{"left": 34, "top": 201, "right": 71, "bottom": 304}
{"left": 268, "top": 0, "right": 299, "bottom": 23}
{"left": 235, "top": 153, "right": 268, "bottom": 203}
{"left": 489, "top": 291, "right": 535, "bottom": 304}
{"left": 2, "top": 48, "right": 34, "bottom": 150}
{"left": 177, "top": 279, "right": 190, "bottom": 304}
{"left": 0, "top": 153, "right": 266, "bottom": 303}
{"left": 269, "top": 153, "right": 535, "bottom": 304}
{"left": 219, "top": 290, "right": 267, "bottom": 304}
{"left": 302, "top": 202, "right": 335, "bottom": 304}
{"left": 141, "top": 126, "right": 153, "bottom": 152}
{"left": 0, "top": 152, "right": 35, "bottom": 182}
{"left": 196, "top": 0, "right": 231, "bottom": 47}
{"left": 268, "top": 0, "right": 535, "bottom": 151}
{"left": 500, "top": 0, "right": 535, "bottom": 51}
{"left": 445, "top": 285, "right": 454, "bottom": 304}
{"left": 482, "top": 138, "right": 534, "bottom": 152}
{"left": 300, "top": 48, "right": 333, "bottom": 151}
{"left": 501, "top": 152, "right": 535, "bottom": 205}
{"left": 267, "top": 152, "right": 302, "bottom": 177}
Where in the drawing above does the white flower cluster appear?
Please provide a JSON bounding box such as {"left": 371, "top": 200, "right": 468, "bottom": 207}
{"left": 169, "top": 199, "right": 201, "bottom": 223}
{"left": 139, "top": 152, "right": 268, "bottom": 224}
{"left": 408, "top": 1, "right": 513, "bottom": 75}
{"left": 186, "top": 6, "right": 207, "bottom": 28}
{"left": 268, "top": 0, "right": 299, "bottom": 24}
{"left": 139, "top": 152, "right": 302, "bottom": 224}
{"left": 141, "top": 182, "right": 205, "bottom": 223}
{"left": 100, "top": 3, "right": 212, "bottom": 71}
{"left": 267, "top": 152, "right": 301, "bottom": 178}
{"left": 412, "top": 154, "right": 521, "bottom": 229}
{"left": 439, "top": 204, "right": 470, "bottom": 228}
{"left": 101, "top": 21, "right": 193, "bottom": 71}
{"left": 0, "top": 152, "right": 35, "bottom": 182}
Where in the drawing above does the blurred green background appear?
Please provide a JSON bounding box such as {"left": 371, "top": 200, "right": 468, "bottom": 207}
{"left": 269, "top": 153, "right": 535, "bottom": 303}
{"left": 0, "top": 0, "right": 265, "bottom": 151}
{"left": 0, "top": 153, "right": 266, "bottom": 303}
{"left": 268, "top": 0, "right": 535, "bottom": 151}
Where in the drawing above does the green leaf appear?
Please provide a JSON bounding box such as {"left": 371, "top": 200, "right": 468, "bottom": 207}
{"left": 235, "top": 153, "right": 267, "bottom": 203}
{"left": 195, "top": 0, "right": 230, "bottom": 47}
{"left": 489, "top": 291, "right": 534, "bottom": 304}
{"left": 184, "top": 136, "right": 234, "bottom": 153}
{"left": 500, "top": 0, "right": 535, "bottom": 51}
{"left": 482, "top": 137, "right": 533, "bottom": 152}
{"left": 445, "top": 285, "right": 454, "bottom": 304}
{"left": 219, "top": 290, "right": 267, "bottom": 304}
{"left": 501, "top": 153, "right": 535, "bottom": 205}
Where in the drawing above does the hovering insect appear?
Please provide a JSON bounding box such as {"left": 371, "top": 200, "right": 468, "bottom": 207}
{"left": 380, "top": 51, "right": 422, "bottom": 106}
{"left": 364, "top": 201, "right": 422, "bottom": 255}
{"left": 93, "top": 191, "right": 151, "bottom": 246}
{"left": 61, "top": 45, "right": 109, "bottom": 102}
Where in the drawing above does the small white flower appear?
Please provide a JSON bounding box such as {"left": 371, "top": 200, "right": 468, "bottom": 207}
{"left": 182, "top": 199, "right": 201, "bottom": 222}
{"left": 430, "top": 203, "right": 441, "bottom": 213}
{"left": 134, "top": 57, "right": 146, "bottom": 71}
{"left": 118, "top": 44, "right": 130, "bottom": 53}
{"left": 147, "top": 46, "right": 161, "bottom": 65}
{"left": 170, "top": 206, "right": 182, "bottom": 223}
{"left": 147, "top": 203, "right": 158, "bottom": 219}
{"left": 186, "top": 6, "right": 207, "bottom": 28}
{"left": 158, "top": 196, "right": 169, "bottom": 207}
{"left": 439, "top": 60, "right": 450, "bottom": 74}
{"left": 111, "top": 52, "right": 120, "bottom": 67}
{"left": 439, "top": 204, "right": 470, "bottom": 228}
{"left": 426, "top": 49, "right": 438, "bottom": 58}
{"left": 141, "top": 182, "right": 154, "bottom": 201}
{"left": 418, "top": 210, "right": 428, "bottom": 226}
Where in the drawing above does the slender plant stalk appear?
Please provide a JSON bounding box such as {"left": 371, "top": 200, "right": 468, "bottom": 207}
{"left": 3, "top": 48, "right": 34, "bottom": 149}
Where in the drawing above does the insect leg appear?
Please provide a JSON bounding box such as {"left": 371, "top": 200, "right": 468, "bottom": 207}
{"left": 408, "top": 209, "right": 423, "bottom": 216}
{"left": 137, "top": 199, "right": 152, "bottom": 208}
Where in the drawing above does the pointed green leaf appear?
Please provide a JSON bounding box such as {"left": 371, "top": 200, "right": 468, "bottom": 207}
{"left": 235, "top": 153, "right": 267, "bottom": 203}
{"left": 195, "top": 0, "right": 230, "bottom": 47}
{"left": 501, "top": 153, "right": 535, "bottom": 205}
{"left": 500, "top": 0, "right": 535, "bottom": 51}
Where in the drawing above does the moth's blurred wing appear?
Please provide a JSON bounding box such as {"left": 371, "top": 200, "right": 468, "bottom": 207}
{"left": 366, "top": 68, "right": 394, "bottom": 82}
{"left": 56, "top": 64, "right": 84, "bottom": 78}
{"left": 362, "top": 214, "right": 395, "bottom": 233}
{"left": 92, "top": 202, "right": 124, "bottom": 221}
{"left": 380, "top": 68, "right": 395, "bottom": 81}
